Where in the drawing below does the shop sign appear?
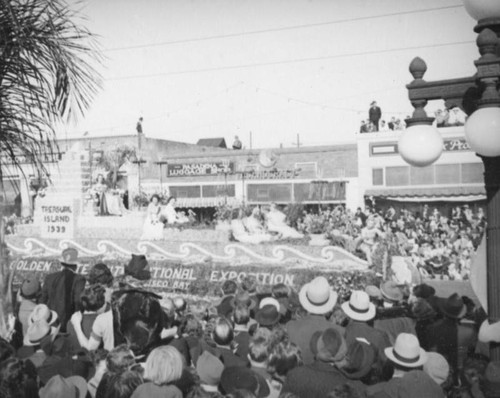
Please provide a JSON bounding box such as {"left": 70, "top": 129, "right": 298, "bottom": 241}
{"left": 167, "top": 162, "right": 234, "bottom": 177}
{"left": 442, "top": 137, "right": 471, "bottom": 152}
{"left": 245, "top": 169, "right": 299, "bottom": 180}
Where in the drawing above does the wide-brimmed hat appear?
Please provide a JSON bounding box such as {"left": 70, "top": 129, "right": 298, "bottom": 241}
{"left": 341, "top": 340, "right": 376, "bottom": 380}
{"left": 259, "top": 297, "right": 280, "bottom": 311}
{"left": 365, "top": 285, "right": 382, "bottom": 300}
{"left": 423, "top": 352, "right": 449, "bottom": 385}
{"left": 440, "top": 293, "right": 466, "bottom": 319}
{"left": 380, "top": 281, "right": 403, "bottom": 303}
{"left": 29, "top": 304, "right": 58, "bottom": 326}
{"left": 61, "top": 248, "right": 78, "bottom": 266}
{"left": 255, "top": 304, "right": 280, "bottom": 327}
{"left": 230, "top": 290, "right": 257, "bottom": 310}
{"left": 299, "top": 276, "right": 338, "bottom": 315}
{"left": 21, "top": 277, "right": 41, "bottom": 298}
{"left": 412, "top": 283, "right": 435, "bottom": 299}
{"left": 39, "top": 375, "right": 88, "bottom": 398}
{"left": 25, "top": 320, "right": 52, "bottom": 346}
{"left": 310, "top": 328, "right": 347, "bottom": 363}
{"left": 341, "top": 291, "right": 376, "bottom": 322}
{"left": 124, "top": 254, "right": 151, "bottom": 281}
{"left": 196, "top": 351, "right": 224, "bottom": 386}
{"left": 481, "top": 361, "right": 500, "bottom": 398}
{"left": 220, "top": 366, "right": 270, "bottom": 398}
{"left": 385, "top": 333, "right": 427, "bottom": 368}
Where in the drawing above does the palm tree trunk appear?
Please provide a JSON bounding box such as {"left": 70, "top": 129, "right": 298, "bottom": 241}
{"left": 0, "top": 203, "right": 12, "bottom": 339}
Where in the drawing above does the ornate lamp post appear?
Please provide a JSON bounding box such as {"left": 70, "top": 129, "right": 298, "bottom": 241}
{"left": 399, "top": 0, "right": 500, "bottom": 359}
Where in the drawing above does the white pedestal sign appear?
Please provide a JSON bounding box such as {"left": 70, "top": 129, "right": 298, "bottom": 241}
{"left": 39, "top": 199, "right": 75, "bottom": 239}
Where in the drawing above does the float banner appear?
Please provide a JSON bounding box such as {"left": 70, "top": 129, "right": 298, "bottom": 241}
{"left": 9, "top": 256, "right": 376, "bottom": 297}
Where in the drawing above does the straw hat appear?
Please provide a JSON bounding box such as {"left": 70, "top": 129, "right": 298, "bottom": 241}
{"left": 385, "top": 333, "right": 427, "bottom": 368}
{"left": 341, "top": 291, "right": 376, "bottom": 322}
{"left": 299, "top": 276, "right": 338, "bottom": 315}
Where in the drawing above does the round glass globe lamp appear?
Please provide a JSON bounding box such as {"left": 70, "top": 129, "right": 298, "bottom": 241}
{"left": 465, "top": 107, "right": 500, "bottom": 157}
{"left": 464, "top": 0, "right": 500, "bottom": 20}
{"left": 398, "top": 124, "right": 443, "bottom": 167}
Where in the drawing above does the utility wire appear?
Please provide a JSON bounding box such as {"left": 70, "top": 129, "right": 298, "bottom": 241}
{"left": 104, "top": 5, "right": 463, "bottom": 52}
{"left": 106, "top": 39, "right": 472, "bottom": 81}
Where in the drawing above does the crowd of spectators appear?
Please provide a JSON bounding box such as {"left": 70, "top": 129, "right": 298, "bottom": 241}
{"left": 2, "top": 247, "right": 500, "bottom": 398}
{"left": 296, "top": 203, "right": 485, "bottom": 281}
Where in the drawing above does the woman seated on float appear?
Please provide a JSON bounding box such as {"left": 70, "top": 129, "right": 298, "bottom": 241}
{"left": 265, "top": 202, "right": 303, "bottom": 239}
{"left": 160, "top": 196, "right": 188, "bottom": 225}
{"left": 140, "top": 194, "right": 164, "bottom": 241}
{"left": 231, "top": 208, "right": 273, "bottom": 244}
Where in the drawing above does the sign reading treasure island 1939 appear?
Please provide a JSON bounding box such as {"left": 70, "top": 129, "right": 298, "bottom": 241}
{"left": 167, "top": 162, "right": 234, "bottom": 177}
{"left": 39, "top": 200, "right": 75, "bottom": 239}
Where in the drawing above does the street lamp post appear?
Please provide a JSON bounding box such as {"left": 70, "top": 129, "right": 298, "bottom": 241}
{"left": 155, "top": 161, "right": 168, "bottom": 195}
{"left": 132, "top": 158, "right": 147, "bottom": 197}
{"left": 399, "top": 0, "right": 500, "bottom": 360}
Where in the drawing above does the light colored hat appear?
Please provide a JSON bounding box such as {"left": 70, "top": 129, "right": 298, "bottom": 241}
{"left": 196, "top": 351, "right": 224, "bottom": 386}
{"left": 29, "top": 304, "right": 58, "bottom": 326}
{"left": 61, "top": 247, "right": 78, "bottom": 265}
{"left": 423, "top": 352, "right": 449, "bottom": 385}
{"left": 259, "top": 297, "right": 280, "bottom": 311}
{"left": 39, "top": 375, "right": 87, "bottom": 398}
{"left": 342, "top": 291, "right": 376, "bottom": 322}
{"left": 385, "top": 333, "right": 428, "bottom": 368}
{"left": 25, "top": 320, "right": 52, "bottom": 346}
{"left": 299, "top": 276, "right": 338, "bottom": 315}
{"left": 380, "top": 281, "right": 403, "bottom": 303}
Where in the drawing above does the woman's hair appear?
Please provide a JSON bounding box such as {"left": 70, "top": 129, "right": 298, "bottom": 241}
{"left": 327, "top": 383, "right": 362, "bottom": 398}
{"left": 249, "top": 336, "right": 269, "bottom": 363}
{"left": 233, "top": 304, "right": 250, "bottom": 325}
{"left": 213, "top": 317, "right": 234, "bottom": 346}
{"left": 271, "top": 283, "right": 289, "bottom": 299}
{"left": 81, "top": 284, "right": 106, "bottom": 312}
{"left": 221, "top": 280, "right": 238, "bottom": 296}
{"left": 268, "top": 341, "right": 303, "bottom": 377}
{"left": 88, "top": 263, "right": 114, "bottom": 287}
{"left": 144, "top": 346, "right": 183, "bottom": 386}
{"left": 150, "top": 194, "right": 160, "bottom": 202}
{"left": 179, "top": 313, "right": 203, "bottom": 338}
{"left": 105, "top": 370, "right": 143, "bottom": 398}
{"left": 166, "top": 196, "right": 176, "bottom": 205}
{"left": 0, "top": 358, "right": 26, "bottom": 398}
{"left": 106, "top": 344, "right": 136, "bottom": 374}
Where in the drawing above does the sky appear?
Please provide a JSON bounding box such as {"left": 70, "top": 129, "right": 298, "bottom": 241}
{"left": 65, "top": 0, "right": 479, "bottom": 149}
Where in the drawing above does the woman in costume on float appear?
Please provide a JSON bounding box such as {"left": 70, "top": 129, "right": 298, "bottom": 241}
{"left": 161, "top": 196, "right": 188, "bottom": 225}
{"left": 94, "top": 174, "right": 109, "bottom": 216}
{"left": 140, "top": 194, "right": 164, "bottom": 240}
{"left": 265, "top": 202, "right": 303, "bottom": 239}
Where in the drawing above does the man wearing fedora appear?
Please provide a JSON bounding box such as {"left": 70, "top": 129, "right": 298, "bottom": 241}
{"left": 282, "top": 327, "right": 366, "bottom": 398}
{"left": 424, "top": 293, "right": 477, "bottom": 384}
{"left": 286, "top": 276, "right": 340, "bottom": 365}
{"left": 41, "top": 248, "right": 86, "bottom": 333}
{"left": 366, "top": 333, "right": 444, "bottom": 398}
{"left": 342, "top": 290, "right": 391, "bottom": 365}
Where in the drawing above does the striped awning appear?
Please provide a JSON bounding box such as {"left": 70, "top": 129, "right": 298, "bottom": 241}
{"left": 365, "top": 185, "right": 486, "bottom": 202}
{"left": 175, "top": 197, "right": 240, "bottom": 208}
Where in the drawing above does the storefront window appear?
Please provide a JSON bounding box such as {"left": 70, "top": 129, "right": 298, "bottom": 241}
{"left": 247, "top": 183, "right": 292, "bottom": 202}
{"left": 435, "top": 164, "right": 460, "bottom": 185}
{"left": 294, "top": 182, "right": 346, "bottom": 202}
{"left": 202, "top": 184, "right": 235, "bottom": 197}
{"left": 372, "top": 169, "right": 383, "bottom": 186}
{"left": 461, "top": 163, "right": 484, "bottom": 184}
{"left": 385, "top": 166, "right": 409, "bottom": 186}
{"left": 410, "top": 166, "right": 434, "bottom": 185}
{"left": 168, "top": 185, "right": 201, "bottom": 198}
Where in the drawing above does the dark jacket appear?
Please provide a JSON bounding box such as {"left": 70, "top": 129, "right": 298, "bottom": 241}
{"left": 367, "top": 370, "right": 444, "bottom": 398}
{"left": 286, "top": 314, "right": 338, "bottom": 365}
{"left": 345, "top": 321, "right": 391, "bottom": 362}
{"left": 282, "top": 360, "right": 365, "bottom": 398}
{"left": 41, "top": 266, "right": 86, "bottom": 332}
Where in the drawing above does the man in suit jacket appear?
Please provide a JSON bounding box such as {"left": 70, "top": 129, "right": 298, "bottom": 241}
{"left": 369, "top": 101, "right": 382, "bottom": 132}
{"left": 286, "top": 276, "right": 340, "bottom": 365}
{"left": 41, "top": 248, "right": 86, "bottom": 332}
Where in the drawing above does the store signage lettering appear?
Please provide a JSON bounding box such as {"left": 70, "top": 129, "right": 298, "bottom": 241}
{"left": 167, "top": 162, "right": 234, "bottom": 177}
{"left": 442, "top": 138, "right": 471, "bottom": 152}
{"left": 245, "top": 169, "right": 299, "bottom": 180}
